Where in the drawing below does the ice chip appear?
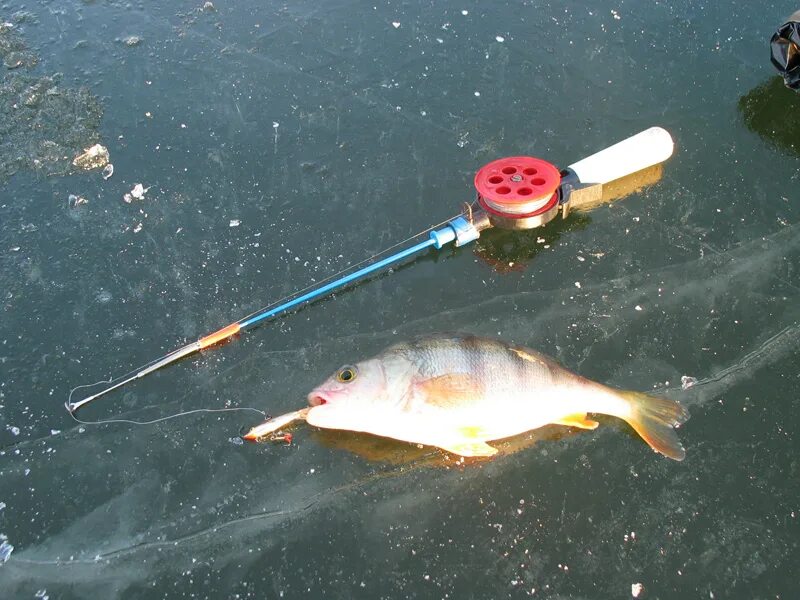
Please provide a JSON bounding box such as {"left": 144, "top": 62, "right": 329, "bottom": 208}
{"left": 0, "top": 537, "right": 13, "bottom": 563}
{"left": 681, "top": 375, "right": 698, "bottom": 390}
{"left": 68, "top": 194, "right": 87, "bottom": 208}
{"left": 72, "top": 144, "right": 109, "bottom": 170}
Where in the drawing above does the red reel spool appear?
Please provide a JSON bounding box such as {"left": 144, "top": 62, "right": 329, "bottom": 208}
{"left": 474, "top": 156, "right": 561, "bottom": 221}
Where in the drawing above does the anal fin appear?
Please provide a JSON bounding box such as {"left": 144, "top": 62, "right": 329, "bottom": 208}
{"left": 439, "top": 441, "right": 498, "bottom": 457}
{"left": 555, "top": 413, "right": 599, "bottom": 430}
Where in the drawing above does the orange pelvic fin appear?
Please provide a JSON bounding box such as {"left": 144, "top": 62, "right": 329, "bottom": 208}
{"left": 459, "top": 425, "right": 488, "bottom": 439}
{"left": 554, "top": 413, "right": 600, "bottom": 430}
{"left": 439, "top": 440, "right": 498, "bottom": 457}
{"left": 198, "top": 323, "right": 241, "bottom": 349}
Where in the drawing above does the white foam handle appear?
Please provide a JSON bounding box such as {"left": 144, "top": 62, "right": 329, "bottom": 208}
{"left": 566, "top": 127, "right": 674, "bottom": 185}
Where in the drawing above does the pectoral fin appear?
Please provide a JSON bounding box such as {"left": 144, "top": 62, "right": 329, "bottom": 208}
{"left": 439, "top": 440, "right": 498, "bottom": 457}
{"left": 415, "top": 373, "right": 483, "bottom": 409}
{"left": 554, "top": 413, "right": 600, "bottom": 430}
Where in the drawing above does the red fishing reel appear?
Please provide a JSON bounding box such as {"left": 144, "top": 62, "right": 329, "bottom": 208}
{"left": 474, "top": 156, "right": 562, "bottom": 230}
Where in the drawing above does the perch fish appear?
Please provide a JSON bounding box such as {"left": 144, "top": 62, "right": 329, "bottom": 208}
{"left": 246, "top": 335, "right": 689, "bottom": 460}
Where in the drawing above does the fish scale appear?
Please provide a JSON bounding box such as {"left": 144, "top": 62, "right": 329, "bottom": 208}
{"left": 394, "top": 336, "right": 524, "bottom": 385}
{"left": 392, "top": 336, "right": 566, "bottom": 408}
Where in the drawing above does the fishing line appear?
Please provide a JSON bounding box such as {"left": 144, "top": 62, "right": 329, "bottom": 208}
{"left": 66, "top": 380, "right": 267, "bottom": 427}
{"left": 65, "top": 405, "right": 267, "bottom": 428}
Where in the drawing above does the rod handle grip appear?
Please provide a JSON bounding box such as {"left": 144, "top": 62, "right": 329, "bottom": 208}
{"left": 566, "top": 127, "right": 674, "bottom": 186}
{"left": 199, "top": 323, "right": 241, "bottom": 349}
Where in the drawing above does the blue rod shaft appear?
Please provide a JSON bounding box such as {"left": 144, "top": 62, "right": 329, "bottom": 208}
{"left": 239, "top": 236, "right": 439, "bottom": 329}
{"left": 69, "top": 228, "right": 466, "bottom": 412}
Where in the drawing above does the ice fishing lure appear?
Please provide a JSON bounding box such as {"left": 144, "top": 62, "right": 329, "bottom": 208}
{"left": 67, "top": 127, "right": 674, "bottom": 413}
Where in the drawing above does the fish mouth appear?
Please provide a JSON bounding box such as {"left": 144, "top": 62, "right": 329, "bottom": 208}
{"left": 307, "top": 391, "right": 329, "bottom": 406}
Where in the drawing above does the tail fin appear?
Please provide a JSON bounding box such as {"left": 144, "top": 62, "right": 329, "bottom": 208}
{"left": 619, "top": 391, "right": 690, "bottom": 461}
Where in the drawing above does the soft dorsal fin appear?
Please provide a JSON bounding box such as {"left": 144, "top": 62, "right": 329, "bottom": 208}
{"left": 415, "top": 373, "right": 483, "bottom": 409}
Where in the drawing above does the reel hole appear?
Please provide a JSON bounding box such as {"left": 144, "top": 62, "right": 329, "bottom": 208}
{"left": 517, "top": 188, "right": 533, "bottom": 196}
{"left": 531, "top": 177, "right": 546, "bottom": 186}
{"left": 496, "top": 186, "right": 511, "bottom": 194}
{"left": 501, "top": 166, "right": 517, "bottom": 175}
{"left": 488, "top": 175, "right": 503, "bottom": 184}
{"left": 523, "top": 167, "right": 538, "bottom": 175}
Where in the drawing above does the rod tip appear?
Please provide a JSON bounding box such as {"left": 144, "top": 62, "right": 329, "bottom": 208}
{"left": 65, "top": 401, "right": 76, "bottom": 413}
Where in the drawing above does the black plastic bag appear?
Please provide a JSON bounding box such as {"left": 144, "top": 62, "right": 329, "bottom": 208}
{"left": 771, "top": 10, "right": 800, "bottom": 90}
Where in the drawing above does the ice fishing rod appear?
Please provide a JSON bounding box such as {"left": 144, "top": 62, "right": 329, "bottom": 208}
{"left": 67, "top": 127, "right": 675, "bottom": 413}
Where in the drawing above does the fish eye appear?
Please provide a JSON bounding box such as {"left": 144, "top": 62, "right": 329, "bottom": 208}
{"left": 336, "top": 366, "right": 357, "bottom": 383}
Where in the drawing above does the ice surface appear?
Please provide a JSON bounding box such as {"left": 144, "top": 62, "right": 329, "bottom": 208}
{"left": 1, "top": 1, "right": 798, "bottom": 598}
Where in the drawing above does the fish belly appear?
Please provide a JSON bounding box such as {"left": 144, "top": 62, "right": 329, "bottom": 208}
{"left": 395, "top": 388, "right": 582, "bottom": 447}
{"left": 452, "top": 389, "right": 584, "bottom": 442}
{"left": 308, "top": 386, "right": 600, "bottom": 458}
